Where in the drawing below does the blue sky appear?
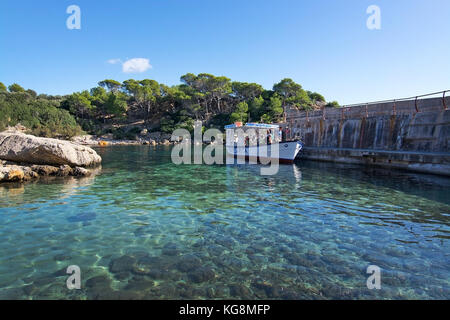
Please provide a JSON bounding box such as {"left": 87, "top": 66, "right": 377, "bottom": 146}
{"left": 1, "top": 0, "right": 449, "bottom": 104}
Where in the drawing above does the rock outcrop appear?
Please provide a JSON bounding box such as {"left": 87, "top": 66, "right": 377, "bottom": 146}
{"left": 0, "top": 132, "right": 102, "bottom": 167}
{"left": 0, "top": 163, "right": 95, "bottom": 183}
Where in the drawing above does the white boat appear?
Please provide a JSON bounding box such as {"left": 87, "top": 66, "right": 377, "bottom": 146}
{"left": 225, "top": 122, "right": 303, "bottom": 164}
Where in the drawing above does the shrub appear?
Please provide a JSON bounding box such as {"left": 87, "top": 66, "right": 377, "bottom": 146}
{"left": 112, "top": 127, "right": 138, "bottom": 140}
{"left": 0, "top": 91, "right": 82, "bottom": 138}
{"left": 326, "top": 101, "right": 340, "bottom": 108}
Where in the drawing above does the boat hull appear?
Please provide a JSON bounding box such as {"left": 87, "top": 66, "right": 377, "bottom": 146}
{"left": 226, "top": 141, "right": 302, "bottom": 164}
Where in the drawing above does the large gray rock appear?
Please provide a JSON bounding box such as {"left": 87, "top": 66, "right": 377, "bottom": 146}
{"left": 0, "top": 133, "right": 102, "bottom": 167}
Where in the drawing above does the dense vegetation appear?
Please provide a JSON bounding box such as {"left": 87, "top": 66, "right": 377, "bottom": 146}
{"left": 0, "top": 83, "right": 83, "bottom": 138}
{"left": 0, "top": 75, "right": 339, "bottom": 139}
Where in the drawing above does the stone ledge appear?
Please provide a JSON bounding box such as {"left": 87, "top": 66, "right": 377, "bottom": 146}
{"left": 300, "top": 147, "right": 450, "bottom": 176}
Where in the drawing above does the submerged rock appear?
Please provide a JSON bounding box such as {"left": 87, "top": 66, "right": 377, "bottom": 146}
{"left": 162, "top": 243, "right": 181, "bottom": 256}
{"left": 188, "top": 267, "right": 216, "bottom": 283}
{"left": 109, "top": 255, "right": 137, "bottom": 274}
{"left": 131, "top": 255, "right": 175, "bottom": 279}
{"left": 131, "top": 256, "right": 154, "bottom": 275}
{"left": 229, "top": 284, "right": 252, "bottom": 298}
{"left": 0, "top": 132, "right": 102, "bottom": 167}
{"left": 67, "top": 211, "right": 96, "bottom": 223}
{"left": 124, "top": 278, "right": 154, "bottom": 292}
{"left": 86, "top": 275, "right": 112, "bottom": 289}
{"left": 176, "top": 254, "right": 202, "bottom": 272}
{"left": 53, "top": 253, "right": 72, "bottom": 261}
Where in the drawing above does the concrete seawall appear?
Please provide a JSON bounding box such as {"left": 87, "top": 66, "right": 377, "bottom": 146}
{"left": 287, "top": 96, "right": 450, "bottom": 176}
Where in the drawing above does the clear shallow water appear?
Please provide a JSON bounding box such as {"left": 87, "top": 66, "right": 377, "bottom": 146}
{"left": 0, "top": 145, "right": 449, "bottom": 300}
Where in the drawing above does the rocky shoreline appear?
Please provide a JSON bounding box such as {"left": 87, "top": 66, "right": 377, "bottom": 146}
{"left": 0, "top": 161, "right": 95, "bottom": 182}
{"left": 0, "top": 126, "right": 195, "bottom": 183}
{"left": 0, "top": 128, "right": 102, "bottom": 183}
{"left": 71, "top": 131, "right": 176, "bottom": 146}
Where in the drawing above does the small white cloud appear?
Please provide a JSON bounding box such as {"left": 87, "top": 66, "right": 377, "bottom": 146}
{"left": 107, "top": 58, "right": 121, "bottom": 64}
{"left": 122, "top": 58, "right": 152, "bottom": 73}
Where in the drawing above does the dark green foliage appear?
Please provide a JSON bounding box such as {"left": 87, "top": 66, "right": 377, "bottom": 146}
{"left": 273, "top": 78, "right": 313, "bottom": 110}
{"left": 308, "top": 91, "right": 325, "bottom": 102}
{"left": 61, "top": 91, "right": 94, "bottom": 119}
{"left": 209, "top": 113, "right": 230, "bottom": 129}
{"left": 248, "top": 96, "right": 265, "bottom": 122}
{"left": 98, "top": 79, "right": 122, "bottom": 93}
{"left": 230, "top": 102, "right": 249, "bottom": 123}
{"left": 160, "top": 110, "right": 196, "bottom": 133}
{"left": 8, "top": 83, "right": 25, "bottom": 93}
{"left": 0, "top": 92, "right": 82, "bottom": 138}
{"left": 104, "top": 92, "right": 128, "bottom": 117}
{"left": 326, "top": 101, "right": 340, "bottom": 108}
{"left": 0, "top": 77, "right": 335, "bottom": 138}
{"left": 112, "top": 127, "right": 138, "bottom": 140}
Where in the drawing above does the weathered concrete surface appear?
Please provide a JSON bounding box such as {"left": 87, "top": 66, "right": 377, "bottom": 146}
{"left": 287, "top": 96, "right": 450, "bottom": 175}
{"left": 301, "top": 147, "right": 450, "bottom": 176}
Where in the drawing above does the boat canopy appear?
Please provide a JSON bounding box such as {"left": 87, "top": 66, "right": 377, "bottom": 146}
{"left": 224, "top": 123, "right": 279, "bottom": 130}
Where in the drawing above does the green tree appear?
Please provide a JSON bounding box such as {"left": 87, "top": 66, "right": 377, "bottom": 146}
{"left": 209, "top": 75, "right": 231, "bottom": 113}
{"left": 0, "top": 89, "right": 82, "bottom": 138}
{"left": 273, "top": 78, "right": 312, "bottom": 117}
{"left": 232, "top": 82, "right": 264, "bottom": 101}
{"left": 122, "top": 79, "right": 141, "bottom": 99}
{"left": 273, "top": 78, "right": 302, "bottom": 99}
{"left": 0, "top": 82, "right": 7, "bottom": 92}
{"left": 139, "top": 79, "right": 160, "bottom": 121}
{"left": 63, "top": 91, "right": 94, "bottom": 119}
{"left": 104, "top": 92, "right": 128, "bottom": 118}
{"left": 8, "top": 83, "right": 25, "bottom": 93}
{"left": 248, "top": 96, "right": 264, "bottom": 122}
{"left": 26, "top": 89, "right": 38, "bottom": 98}
{"left": 265, "top": 95, "right": 283, "bottom": 122}
{"left": 307, "top": 91, "right": 325, "bottom": 102}
{"left": 98, "top": 79, "right": 122, "bottom": 93}
{"left": 326, "top": 101, "right": 340, "bottom": 108}
{"left": 122, "top": 79, "right": 161, "bottom": 120}
{"left": 159, "top": 84, "right": 190, "bottom": 114}
{"left": 181, "top": 73, "right": 214, "bottom": 115}
{"left": 90, "top": 86, "right": 108, "bottom": 106}
{"left": 230, "top": 101, "right": 248, "bottom": 123}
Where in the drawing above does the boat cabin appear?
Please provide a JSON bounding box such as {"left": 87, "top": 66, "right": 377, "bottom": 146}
{"left": 225, "top": 122, "right": 282, "bottom": 147}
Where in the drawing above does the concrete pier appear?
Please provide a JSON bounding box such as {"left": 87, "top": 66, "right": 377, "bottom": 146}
{"left": 287, "top": 95, "right": 450, "bottom": 176}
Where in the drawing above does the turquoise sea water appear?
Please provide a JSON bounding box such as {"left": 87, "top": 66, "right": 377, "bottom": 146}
{"left": 0, "top": 145, "right": 449, "bottom": 300}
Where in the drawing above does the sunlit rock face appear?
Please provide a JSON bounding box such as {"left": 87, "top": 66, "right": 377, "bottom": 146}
{"left": 0, "top": 132, "right": 102, "bottom": 167}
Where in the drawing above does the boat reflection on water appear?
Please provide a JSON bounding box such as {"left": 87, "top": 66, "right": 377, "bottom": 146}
{"left": 225, "top": 154, "right": 303, "bottom": 187}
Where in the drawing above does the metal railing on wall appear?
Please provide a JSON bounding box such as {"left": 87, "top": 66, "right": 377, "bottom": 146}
{"left": 288, "top": 90, "right": 449, "bottom": 123}
{"left": 343, "top": 90, "right": 448, "bottom": 110}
